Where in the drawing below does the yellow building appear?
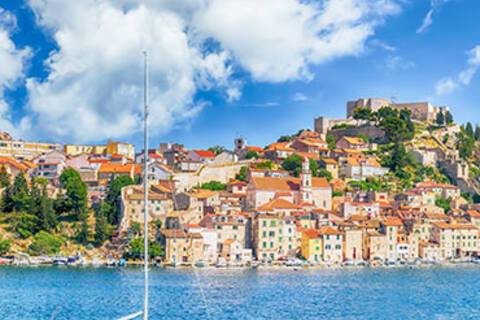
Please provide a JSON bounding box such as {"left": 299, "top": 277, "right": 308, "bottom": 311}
{"left": 301, "top": 229, "right": 322, "bottom": 263}
{"left": 64, "top": 144, "right": 107, "bottom": 156}
{"left": 160, "top": 229, "right": 204, "bottom": 265}
{"left": 106, "top": 141, "right": 135, "bottom": 159}
{"left": 301, "top": 227, "right": 343, "bottom": 264}
{"left": 0, "top": 139, "right": 61, "bottom": 160}
{"left": 64, "top": 141, "right": 134, "bottom": 159}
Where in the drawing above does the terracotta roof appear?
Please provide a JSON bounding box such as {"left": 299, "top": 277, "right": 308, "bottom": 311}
{"left": 466, "top": 210, "right": 480, "bottom": 218}
{"left": 318, "top": 226, "right": 343, "bottom": 236}
{"left": 193, "top": 150, "right": 215, "bottom": 158}
{"left": 382, "top": 217, "right": 403, "bottom": 227}
{"left": 303, "top": 229, "right": 320, "bottom": 239}
{"left": 416, "top": 182, "right": 458, "bottom": 190}
{"left": 321, "top": 158, "right": 338, "bottom": 165}
{"left": 266, "top": 142, "right": 294, "bottom": 152}
{"left": 0, "top": 157, "right": 29, "bottom": 172}
{"left": 257, "top": 198, "right": 300, "bottom": 211}
{"left": 98, "top": 163, "right": 133, "bottom": 174}
{"left": 246, "top": 146, "right": 264, "bottom": 152}
{"left": 432, "top": 222, "right": 478, "bottom": 230}
{"left": 341, "top": 136, "right": 366, "bottom": 145}
{"left": 251, "top": 176, "right": 330, "bottom": 191}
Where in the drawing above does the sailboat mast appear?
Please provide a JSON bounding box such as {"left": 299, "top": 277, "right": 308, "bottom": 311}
{"left": 143, "top": 51, "right": 149, "bottom": 320}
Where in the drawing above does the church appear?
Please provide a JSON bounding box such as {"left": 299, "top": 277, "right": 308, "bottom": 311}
{"left": 246, "top": 158, "right": 332, "bottom": 211}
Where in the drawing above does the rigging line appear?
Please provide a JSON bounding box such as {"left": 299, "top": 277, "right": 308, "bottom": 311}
{"left": 169, "top": 175, "right": 216, "bottom": 318}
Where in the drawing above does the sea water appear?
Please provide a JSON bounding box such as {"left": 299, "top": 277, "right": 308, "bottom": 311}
{"left": 1, "top": 266, "right": 480, "bottom": 319}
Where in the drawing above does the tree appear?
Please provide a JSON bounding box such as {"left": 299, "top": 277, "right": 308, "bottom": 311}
{"left": 3, "top": 174, "right": 30, "bottom": 213}
{"left": 28, "top": 231, "right": 63, "bottom": 256}
{"left": 208, "top": 145, "right": 225, "bottom": 155}
{"left": 105, "top": 175, "right": 135, "bottom": 225}
{"left": 200, "top": 181, "right": 227, "bottom": 191}
{"left": 124, "top": 237, "right": 164, "bottom": 259}
{"left": 59, "top": 168, "right": 88, "bottom": 217}
{"left": 309, "top": 159, "right": 319, "bottom": 177}
{"left": 466, "top": 122, "right": 474, "bottom": 138}
{"left": 353, "top": 107, "right": 373, "bottom": 121}
{"left": 0, "top": 167, "right": 10, "bottom": 188}
{"left": 326, "top": 134, "right": 336, "bottom": 150}
{"left": 94, "top": 202, "right": 112, "bottom": 247}
{"left": 75, "top": 211, "right": 91, "bottom": 245}
{"left": 277, "top": 135, "right": 292, "bottom": 143}
{"left": 235, "top": 166, "right": 248, "bottom": 182}
{"left": 457, "top": 131, "right": 475, "bottom": 160}
{"left": 0, "top": 238, "right": 11, "bottom": 256}
{"left": 7, "top": 213, "right": 40, "bottom": 239}
{"left": 475, "top": 125, "right": 480, "bottom": 141}
{"left": 435, "top": 197, "right": 451, "bottom": 213}
{"left": 436, "top": 111, "right": 445, "bottom": 126}
{"left": 245, "top": 150, "right": 259, "bottom": 159}
{"left": 32, "top": 183, "right": 57, "bottom": 231}
{"left": 317, "top": 168, "right": 333, "bottom": 181}
{"left": 445, "top": 111, "right": 453, "bottom": 124}
{"left": 281, "top": 154, "right": 303, "bottom": 176}
{"left": 255, "top": 161, "right": 273, "bottom": 170}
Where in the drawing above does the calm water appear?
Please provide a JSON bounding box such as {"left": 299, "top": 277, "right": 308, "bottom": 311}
{"left": 1, "top": 266, "right": 480, "bottom": 319}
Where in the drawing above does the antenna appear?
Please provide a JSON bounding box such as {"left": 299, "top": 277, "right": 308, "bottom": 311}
{"left": 143, "top": 50, "right": 149, "bottom": 320}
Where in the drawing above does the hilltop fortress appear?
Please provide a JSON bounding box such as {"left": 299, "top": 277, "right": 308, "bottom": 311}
{"left": 315, "top": 97, "right": 450, "bottom": 136}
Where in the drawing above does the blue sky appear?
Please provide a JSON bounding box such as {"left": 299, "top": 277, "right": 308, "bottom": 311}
{"left": 0, "top": 0, "right": 479, "bottom": 150}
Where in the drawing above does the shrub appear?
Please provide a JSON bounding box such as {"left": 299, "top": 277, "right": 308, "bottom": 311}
{"left": 28, "top": 231, "right": 63, "bottom": 256}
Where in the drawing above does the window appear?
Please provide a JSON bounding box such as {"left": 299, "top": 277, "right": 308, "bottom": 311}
{"left": 269, "top": 231, "right": 275, "bottom": 237}
{"left": 262, "top": 242, "right": 267, "bottom": 248}
{"left": 325, "top": 244, "right": 331, "bottom": 250}
{"left": 262, "top": 221, "right": 267, "bottom": 227}
{"left": 262, "top": 231, "right": 267, "bottom": 238}
{"left": 335, "top": 245, "right": 341, "bottom": 250}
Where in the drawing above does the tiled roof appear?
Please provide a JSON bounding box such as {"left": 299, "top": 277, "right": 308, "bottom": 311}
{"left": 251, "top": 176, "right": 330, "bottom": 191}
{"left": 98, "top": 163, "right": 133, "bottom": 174}
{"left": 193, "top": 150, "right": 216, "bottom": 158}
{"left": 257, "top": 198, "right": 300, "bottom": 211}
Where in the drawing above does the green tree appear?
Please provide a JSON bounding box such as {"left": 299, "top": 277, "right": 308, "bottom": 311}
{"left": 436, "top": 111, "right": 445, "bottom": 126}
{"left": 235, "top": 166, "right": 248, "bottom": 182}
{"left": 200, "top": 181, "right": 227, "bottom": 191}
{"left": 0, "top": 167, "right": 10, "bottom": 188}
{"left": 326, "top": 134, "right": 336, "bottom": 150}
{"left": 475, "top": 125, "right": 480, "bottom": 141}
{"left": 466, "top": 122, "right": 474, "bottom": 138}
{"left": 255, "top": 161, "right": 273, "bottom": 170}
{"left": 208, "top": 145, "right": 225, "bottom": 155}
{"left": 124, "top": 237, "right": 164, "bottom": 259}
{"left": 317, "top": 168, "right": 333, "bottom": 181}
{"left": 277, "top": 135, "right": 292, "bottom": 143}
{"left": 457, "top": 131, "right": 475, "bottom": 160}
{"left": 94, "top": 202, "right": 112, "bottom": 247}
{"left": 445, "top": 111, "right": 453, "bottom": 124}
{"left": 245, "top": 150, "right": 259, "bottom": 159}
{"left": 3, "top": 174, "right": 30, "bottom": 213}
{"left": 75, "top": 211, "right": 91, "bottom": 245}
{"left": 105, "top": 175, "right": 135, "bottom": 225}
{"left": 435, "top": 197, "right": 451, "bottom": 213}
{"left": 28, "top": 231, "right": 63, "bottom": 256}
{"left": 0, "top": 238, "right": 11, "bottom": 256}
{"left": 353, "top": 107, "right": 373, "bottom": 121}
{"left": 59, "top": 168, "right": 88, "bottom": 217}
{"left": 281, "top": 154, "right": 304, "bottom": 176}
{"left": 31, "top": 182, "right": 57, "bottom": 231}
{"left": 7, "top": 213, "right": 40, "bottom": 239}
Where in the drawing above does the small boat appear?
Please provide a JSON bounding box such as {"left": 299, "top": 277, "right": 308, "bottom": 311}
{"left": 194, "top": 260, "right": 206, "bottom": 268}
{"left": 53, "top": 257, "right": 68, "bottom": 266}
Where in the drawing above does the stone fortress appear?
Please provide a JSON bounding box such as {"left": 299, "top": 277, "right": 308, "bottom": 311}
{"left": 315, "top": 97, "right": 450, "bottom": 137}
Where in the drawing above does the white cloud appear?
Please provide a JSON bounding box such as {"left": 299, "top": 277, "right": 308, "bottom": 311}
{"left": 417, "top": 0, "right": 450, "bottom": 34}
{"left": 385, "top": 55, "right": 415, "bottom": 70}
{"left": 291, "top": 92, "right": 309, "bottom": 102}
{"left": 435, "top": 45, "right": 480, "bottom": 95}
{"left": 0, "top": 8, "right": 31, "bottom": 136}
{"left": 20, "top": 0, "right": 402, "bottom": 142}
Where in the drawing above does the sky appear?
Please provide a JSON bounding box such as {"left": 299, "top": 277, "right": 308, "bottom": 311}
{"left": 0, "top": 0, "right": 479, "bottom": 151}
